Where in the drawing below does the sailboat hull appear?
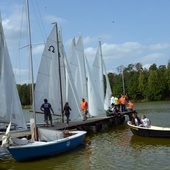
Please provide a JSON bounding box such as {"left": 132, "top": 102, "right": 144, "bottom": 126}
{"left": 7, "top": 131, "right": 86, "bottom": 161}
{"left": 127, "top": 121, "right": 170, "bottom": 138}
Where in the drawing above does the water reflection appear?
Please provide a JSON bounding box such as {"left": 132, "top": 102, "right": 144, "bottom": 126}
{"left": 130, "top": 135, "right": 170, "bottom": 147}
{"left": 0, "top": 102, "right": 170, "bottom": 170}
{"left": 0, "top": 144, "right": 87, "bottom": 170}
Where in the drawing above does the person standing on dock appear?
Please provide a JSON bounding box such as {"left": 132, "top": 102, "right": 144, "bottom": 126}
{"left": 127, "top": 101, "right": 134, "bottom": 111}
{"left": 40, "top": 99, "right": 54, "bottom": 127}
{"left": 63, "top": 102, "right": 71, "bottom": 125}
{"left": 110, "top": 94, "right": 115, "bottom": 107}
{"left": 114, "top": 95, "right": 119, "bottom": 110}
{"left": 119, "top": 95, "right": 127, "bottom": 112}
{"left": 81, "top": 98, "right": 88, "bottom": 121}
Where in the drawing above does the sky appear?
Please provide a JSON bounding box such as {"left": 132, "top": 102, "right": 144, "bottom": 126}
{"left": 1, "top": 0, "right": 170, "bottom": 84}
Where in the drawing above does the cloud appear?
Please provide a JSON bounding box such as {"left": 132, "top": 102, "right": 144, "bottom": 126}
{"left": 149, "top": 43, "right": 170, "bottom": 50}
{"left": 32, "top": 44, "right": 45, "bottom": 55}
{"left": 85, "top": 41, "right": 144, "bottom": 62}
{"left": 82, "top": 39, "right": 170, "bottom": 74}
{"left": 2, "top": 4, "right": 27, "bottom": 47}
{"left": 143, "top": 64, "right": 151, "bottom": 70}
{"left": 44, "top": 15, "right": 67, "bottom": 25}
{"left": 139, "top": 53, "right": 166, "bottom": 63}
{"left": 13, "top": 68, "right": 28, "bottom": 76}
{"left": 83, "top": 36, "right": 95, "bottom": 45}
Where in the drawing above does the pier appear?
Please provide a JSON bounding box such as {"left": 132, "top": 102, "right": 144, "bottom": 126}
{"left": 0, "top": 110, "right": 136, "bottom": 142}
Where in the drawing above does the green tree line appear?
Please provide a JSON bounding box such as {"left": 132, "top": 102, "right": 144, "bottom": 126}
{"left": 17, "top": 84, "right": 33, "bottom": 106}
{"left": 17, "top": 61, "right": 170, "bottom": 106}
{"left": 108, "top": 61, "right": 170, "bottom": 101}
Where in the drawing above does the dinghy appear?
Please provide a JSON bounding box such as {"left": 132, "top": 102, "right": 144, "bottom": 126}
{"left": 127, "top": 121, "right": 170, "bottom": 138}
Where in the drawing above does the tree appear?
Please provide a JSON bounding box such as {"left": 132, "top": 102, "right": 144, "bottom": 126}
{"left": 165, "top": 61, "right": 170, "bottom": 92}
{"left": 17, "top": 84, "right": 31, "bottom": 105}
{"left": 146, "top": 69, "right": 166, "bottom": 100}
{"left": 138, "top": 70, "right": 148, "bottom": 100}
{"left": 149, "top": 63, "right": 157, "bottom": 71}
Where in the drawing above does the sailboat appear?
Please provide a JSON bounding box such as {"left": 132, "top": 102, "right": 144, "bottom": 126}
{"left": 0, "top": 15, "right": 27, "bottom": 131}
{"left": 69, "top": 36, "right": 105, "bottom": 117}
{"left": 1, "top": 0, "right": 86, "bottom": 162}
{"left": 34, "top": 28, "right": 82, "bottom": 122}
{"left": 85, "top": 55, "right": 105, "bottom": 116}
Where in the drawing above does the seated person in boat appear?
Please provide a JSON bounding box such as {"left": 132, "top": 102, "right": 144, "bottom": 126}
{"left": 106, "top": 107, "right": 115, "bottom": 116}
{"left": 131, "top": 113, "right": 141, "bottom": 126}
{"left": 140, "top": 115, "right": 151, "bottom": 127}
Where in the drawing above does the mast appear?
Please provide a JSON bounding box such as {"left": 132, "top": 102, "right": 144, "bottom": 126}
{"left": 54, "top": 22, "right": 64, "bottom": 123}
{"left": 26, "top": 0, "right": 37, "bottom": 139}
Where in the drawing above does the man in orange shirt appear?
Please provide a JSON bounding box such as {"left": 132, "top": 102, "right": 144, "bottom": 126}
{"left": 81, "top": 98, "right": 88, "bottom": 121}
{"left": 119, "top": 95, "right": 127, "bottom": 112}
{"left": 127, "top": 101, "right": 134, "bottom": 111}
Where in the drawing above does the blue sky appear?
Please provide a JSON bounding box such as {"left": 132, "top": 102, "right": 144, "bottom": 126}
{"left": 1, "top": 0, "right": 170, "bottom": 84}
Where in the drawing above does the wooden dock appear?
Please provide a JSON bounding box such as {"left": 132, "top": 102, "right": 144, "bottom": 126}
{"left": 0, "top": 110, "right": 135, "bottom": 142}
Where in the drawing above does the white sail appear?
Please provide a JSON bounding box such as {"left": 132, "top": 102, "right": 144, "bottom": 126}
{"left": 103, "top": 61, "right": 112, "bottom": 110}
{"left": 85, "top": 56, "right": 105, "bottom": 116}
{"left": 59, "top": 33, "right": 82, "bottom": 121}
{"left": 34, "top": 25, "right": 82, "bottom": 121}
{"left": 75, "top": 36, "right": 88, "bottom": 101}
{"left": 34, "top": 25, "right": 61, "bottom": 114}
{"left": 0, "top": 18, "right": 27, "bottom": 129}
{"left": 92, "top": 40, "right": 112, "bottom": 110}
{"left": 92, "top": 40, "right": 104, "bottom": 102}
{"left": 68, "top": 38, "right": 80, "bottom": 97}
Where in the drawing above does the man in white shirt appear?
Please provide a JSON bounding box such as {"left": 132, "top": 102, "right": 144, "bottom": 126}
{"left": 110, "top": 94, "right": 115, "bottom": 107}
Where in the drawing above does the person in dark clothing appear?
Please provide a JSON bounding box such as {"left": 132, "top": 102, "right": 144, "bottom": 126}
{"left": 131, "top": 113, "right": 141, "bottom": 126}
{"left": 40, "top": 99, "right": 54, "bottom": 127}
{"left": 63, "top": 102, "right": 71, "bottom": 125}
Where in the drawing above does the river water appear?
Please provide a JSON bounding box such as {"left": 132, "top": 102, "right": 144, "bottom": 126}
{"left": 0, "top": 101, "right": 170, "bottom": 170}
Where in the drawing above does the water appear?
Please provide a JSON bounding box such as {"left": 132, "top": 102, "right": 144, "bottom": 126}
{"left": 0, "top": 101, "right": 170, "bottom": 170}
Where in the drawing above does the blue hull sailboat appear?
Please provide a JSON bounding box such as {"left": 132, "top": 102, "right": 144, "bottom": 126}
{"left": 2, "top": 0, "right": 86, "bottom": 162}
{"left": 7, "top": 129, "right": 86, "bottom": 161}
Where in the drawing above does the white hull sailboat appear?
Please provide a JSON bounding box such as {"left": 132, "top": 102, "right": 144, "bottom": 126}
{"left": 71, "top": 36, "right": 105, "bottom": 117}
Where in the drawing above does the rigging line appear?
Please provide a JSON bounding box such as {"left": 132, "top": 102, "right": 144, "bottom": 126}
{"left": 31, "top": 0, "right": 46, "bottom": 42}
{"left": 15, "top": 0, "right": 25, "bottom": 84}
{"left": 35, "top": 0, "right": 47, "bottom": 40}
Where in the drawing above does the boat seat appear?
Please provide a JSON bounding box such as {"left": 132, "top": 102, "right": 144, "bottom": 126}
{"left": 11, "top": 137, "right": 28, "bottom": 145}
{"left": 38, "top": 129, "right": 64, "bottom": 142}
